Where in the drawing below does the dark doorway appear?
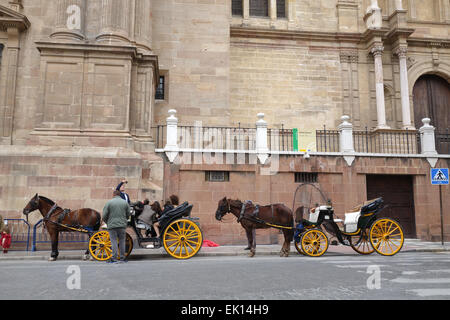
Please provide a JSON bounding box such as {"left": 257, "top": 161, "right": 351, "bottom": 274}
{"left": 366, "top": 175, "right": 416, "bottom": 238}
{"left": 413, "top": 74, "right": 450, "bottom": 154}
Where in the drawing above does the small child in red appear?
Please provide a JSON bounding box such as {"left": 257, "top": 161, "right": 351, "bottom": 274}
{"left": 1, "top": 225, "right": 11, "bottom": 254}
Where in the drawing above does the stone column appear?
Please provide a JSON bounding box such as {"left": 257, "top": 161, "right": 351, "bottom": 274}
{"left": 51, "top": 0, "right": 86, "bottom": 41}
{"left": 371, "top": 45, "right": 390, "bottom": 129}
{"left": 395, "top": 47, "right": 414, "bottom": 129}
{"left": 269, "top": 0, "right": 277, "bottom": 27}
{"left": 1, "top": 27, "right": 19, "bottom": 143}
{"left": 133, "top": 0, "right": 152, "bottom": 52}
{"left": 96, "top": 0, "right": 131, "bottom": 43}
{"left": 394, "top": 0, "right": 403, "bottom": 10}
{"left": 242, "top": 0, "right": 250, "bottom": 25}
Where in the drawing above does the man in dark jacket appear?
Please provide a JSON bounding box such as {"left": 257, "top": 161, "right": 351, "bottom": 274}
{"left": 102, "top": 190, "right": 131, "bottom": 263}
{"left": 116, "top": 179, "right": 131, "bottom": 204}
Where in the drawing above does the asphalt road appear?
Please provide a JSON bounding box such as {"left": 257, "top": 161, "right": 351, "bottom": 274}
{"left": 1, "top": 251, "right": 449, "bottom": 301}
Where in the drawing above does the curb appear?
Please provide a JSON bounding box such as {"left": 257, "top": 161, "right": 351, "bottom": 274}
{"left": 0, "top": 246, "right": 448, "bottom": 261}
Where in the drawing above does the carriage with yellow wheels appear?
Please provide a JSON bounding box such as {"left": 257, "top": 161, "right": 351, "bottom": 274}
{"left": 88, "top": 202, "right": 203, "bottom": 261}
{"left": 292, "top": 183, "right": 404, "bottom": 257}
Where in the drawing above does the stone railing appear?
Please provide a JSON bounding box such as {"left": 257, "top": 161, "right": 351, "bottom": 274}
{"left": 155, "top": 110, "right": 444, "bottom": 167}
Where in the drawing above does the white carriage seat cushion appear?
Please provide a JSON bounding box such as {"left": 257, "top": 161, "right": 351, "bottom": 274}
{"left": 344, "top": 211, "right": 361, "bottom": 225}
{"left": 136, "top": 220, "right": 152, "bottom": 230}
{"left": 308, "top": 207, "right": 320, "bottom": 223}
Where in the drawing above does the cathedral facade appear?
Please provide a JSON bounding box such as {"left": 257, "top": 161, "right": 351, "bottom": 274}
{"left": 0, "top": 0, "right": 449, "bottom": 245}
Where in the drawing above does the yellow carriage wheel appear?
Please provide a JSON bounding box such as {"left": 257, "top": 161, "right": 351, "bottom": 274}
{"left": 350, "top": 230, "right": 375, "bottom": 255}
{"left": 163, "top": 219, "right": 203, "bottom": 260}
{"left": 89, "top": 231, "right": 133, "bottom": 261}
{"left": 300, "top": 229, "right": 329, "bottom": 257}
{"left": 369, "top": 218, "right": 404, "bottom": 256}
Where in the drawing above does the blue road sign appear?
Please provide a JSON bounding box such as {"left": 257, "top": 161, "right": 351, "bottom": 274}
{"left": 431, "top": 168, "right": 449, "bottom": 185}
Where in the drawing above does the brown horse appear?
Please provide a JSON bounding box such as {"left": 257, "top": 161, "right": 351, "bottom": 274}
{"left": 215, "top": 197, "right": 294, "bottom": 257}
{"left": 23, "top": 194, "right": 101, "bottom": 261}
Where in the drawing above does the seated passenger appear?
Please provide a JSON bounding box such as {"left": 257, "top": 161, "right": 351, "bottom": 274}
{"left": 153, "top": 195, "right": 180, "bottom": 243}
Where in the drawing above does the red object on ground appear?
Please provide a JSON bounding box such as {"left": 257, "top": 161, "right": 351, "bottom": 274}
{"left": 202, "top": 240, "right": 219, "bottom": 247}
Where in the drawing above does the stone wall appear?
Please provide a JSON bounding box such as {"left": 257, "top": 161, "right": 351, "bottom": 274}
{"left": 230, "top": 37, "right": 343, "bottom": 130}
{"left": 163, "top": 154, "right": 450, "bottom": 244}
{"left": 152, "top": 0, "right": 231, "bottom": 126}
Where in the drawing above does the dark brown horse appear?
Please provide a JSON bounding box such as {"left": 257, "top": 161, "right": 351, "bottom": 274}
{"left": 215, "top": 197, "right": 294, "bottom": 257}
{"left": 23, "top": 194, "right": 102, "bottom": 261}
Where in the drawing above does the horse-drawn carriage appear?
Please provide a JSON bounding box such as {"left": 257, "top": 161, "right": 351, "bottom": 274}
{"left": 215, "top": 183, "right": 404, "bottom": 258}
{"left": 23, "top": 194, "right": 203, "bottom": 261}
{"left": 292, "top": 183, "right": 404, "bottom": 257}
{"left": 88, "top": 201, "right": 203, "bottom": 261}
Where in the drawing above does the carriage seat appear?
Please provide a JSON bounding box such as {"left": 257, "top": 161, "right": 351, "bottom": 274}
{"left": 158, "top": 202, "right": 192, "bottom": 223}
{"left": 136, "top": 220, "right": 152, "bottom": 230}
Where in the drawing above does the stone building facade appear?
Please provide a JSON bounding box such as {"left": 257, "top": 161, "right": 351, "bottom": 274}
{"left": 0, "top": 0, "right": 448, "bottom": 246}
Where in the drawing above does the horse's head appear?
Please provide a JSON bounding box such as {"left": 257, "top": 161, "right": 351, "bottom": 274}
{"left": 23, "top": 194, "right": 40, "bottom": 217}
{"left": 215, "top": 197, "right": 230, "bottom": 221}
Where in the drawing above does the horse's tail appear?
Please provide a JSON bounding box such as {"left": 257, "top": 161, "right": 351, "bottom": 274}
{"left": 94, "top": 211, "right": 102, "bottom": 231}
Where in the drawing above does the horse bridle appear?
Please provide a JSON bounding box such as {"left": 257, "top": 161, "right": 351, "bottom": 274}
{"left": 216, "top": 199, "right": 231, "bottom": 220}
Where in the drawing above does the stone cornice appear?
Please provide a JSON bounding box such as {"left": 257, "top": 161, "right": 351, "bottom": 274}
{"left": 0, "top": 4, "right": 30, "bottom": 31}
{"left": 230, "top": 26, "right": 362, "bottom": 44}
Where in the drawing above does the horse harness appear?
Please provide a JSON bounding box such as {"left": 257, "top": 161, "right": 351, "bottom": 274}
{"left": 44, "top": 204, "right": 90, "bottom": 233}
{"left": 237, "top": 201, "right": 293, "bottom": 230}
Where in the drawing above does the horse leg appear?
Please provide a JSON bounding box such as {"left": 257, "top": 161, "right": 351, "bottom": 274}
{"left": 279, "top": 229, "right": 292, "bottom": 257}
{"left": 246, "top": 228, "right": 256, "bottom": 258}
{"left": 49, "top": 230, "right": 59, "bottom": 261}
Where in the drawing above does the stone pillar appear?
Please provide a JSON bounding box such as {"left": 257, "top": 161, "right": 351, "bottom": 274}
{"left": 256, "top": 113, "right": 269, "bottom": 164}
{"left": 133, "top": 0, "right": 152, "bottom": 52}
{"left": 96, "top": 0, "right": 131, "bottom": 43}
{"left": 394, "top": 0, "right": 403, "bottom": 10}
{"left": 339, "top": 115, "right": 355, "bottom": 165}
{"left": 395, "top": 47, "right": 414, "bottom": 129}
{"left": 165, "top": 110, "right": 179, "bottom": 163}
{"left": 419, "top": 118, "right": 438, "bottom": 156}
{"left": 269, "top": 0, "right": 277, "bottom": 27}
{"left": 1, "top": 27, "right": 20, "bottom": 144}
{"left": 51, "top": 0, "right": 86, "bottom": 41}
{"left": 242, "top": 0, "right": 250, "bottom": 25}
{"left": 371, "top": 45, "right": 390, "bottom": 129}
{"left": 339, "top": 115, "right": 355, "bottom": 154}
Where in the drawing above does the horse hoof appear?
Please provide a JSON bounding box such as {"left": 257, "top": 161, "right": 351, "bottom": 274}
{"left": 248, "top": 250, "right": 256, "bottom": 258}
{"left": 48, "top": 257, "right": 57, "bottom": 262}
{"left": 82, "top": 255, "right": 89, "bottom": 261}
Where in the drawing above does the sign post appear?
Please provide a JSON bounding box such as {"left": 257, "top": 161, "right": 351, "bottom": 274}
{"left": 431, "top": 168, "right": 449, "bottom": 246}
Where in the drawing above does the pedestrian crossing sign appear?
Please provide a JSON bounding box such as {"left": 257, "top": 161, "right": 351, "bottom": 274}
{"left": 431, "top": 168, "right": 449, "bottom": 185}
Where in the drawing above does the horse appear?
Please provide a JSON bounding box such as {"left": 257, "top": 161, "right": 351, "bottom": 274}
{"left": 215, "top": 197, "right": 294, "bottom": 257}
{"left": 23, "top": 194, "right": 102, "bottom": 261}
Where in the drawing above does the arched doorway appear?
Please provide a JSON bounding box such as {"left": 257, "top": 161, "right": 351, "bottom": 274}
{"left": 413, "top": 74, "right": 450, "bottom": 153}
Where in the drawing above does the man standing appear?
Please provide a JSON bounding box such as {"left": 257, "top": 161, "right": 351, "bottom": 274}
{"left": 102, "top": 190, "right": 131, "bottom": 263}
{"left": 116, "top": 179, "right": 131, "bottom": 204}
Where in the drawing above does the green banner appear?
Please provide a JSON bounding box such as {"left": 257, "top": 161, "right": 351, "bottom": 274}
{"left": 293, "top": 128, "right": 298, "bottom": 152}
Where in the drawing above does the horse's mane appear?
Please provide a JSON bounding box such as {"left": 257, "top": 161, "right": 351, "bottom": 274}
{"left": 39, "top": 196, "right": 56, "bottom": 206}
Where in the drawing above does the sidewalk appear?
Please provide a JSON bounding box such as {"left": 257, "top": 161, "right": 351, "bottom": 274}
{"left": 0, "top": 239, "right": 449, "bottom": 261}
